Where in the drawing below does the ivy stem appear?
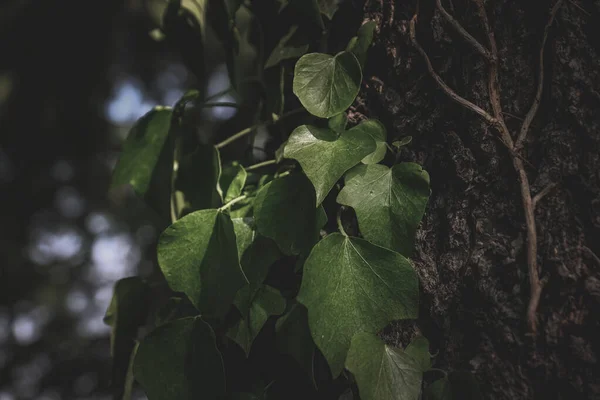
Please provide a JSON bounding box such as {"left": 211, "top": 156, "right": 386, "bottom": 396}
{"left": 214, "top": 108, "right": 305, "bottom": 149}
{"left": 246, "top": 159, "right": 277, "bottom": 171}
{"left": 218, "top": 195, "right": 248, "bottom": 212}
{"left": 337, "top": 207, "right": 348, "bottom": 237}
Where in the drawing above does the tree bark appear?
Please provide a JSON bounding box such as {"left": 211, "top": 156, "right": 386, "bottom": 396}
{"left": 349, "top": 0, "right": 600, "bottom": 398}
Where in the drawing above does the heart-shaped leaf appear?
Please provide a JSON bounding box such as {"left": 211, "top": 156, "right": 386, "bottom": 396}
{"left": 254, "top": 173, "right": 319, "bottom": 255}
{"left": 347, "top": 21, "right": 376, "bottom": 68}
{"left": 293, "top": 52, "right": 362, "bottom": 118}
{"left": 345, "top": 332, "right": 422, "bottom": 400}
{"left": 355, "top": 120, "right": 387, "bottom": 164}
{"left": 232, "top": 218, "right": 281, "bottom": 313}
{"left": 337, "top": 163, "right": 430, "bottom": 256}
{"left": 265, "top": 25, "right": 309, "bottom": 69}
{"left": 284, "top": 125, "right": 376, "bottom": 205}
{"left": 220, "top": 162, "right": 247, "bottom": 203}
{"left": 297, "top": 233, "right": 419, "bottom": 377}
{"left": 227, "top": 285, "right": 286, "bottom": 356}
{"left": 405, "top": 336, "right": 432, "bottom": 372}
{"left": 157, "top": 209, "right": 247, "bottom": 319}
{"left": 134, "top": 316, "right": 225, "bottom": 400}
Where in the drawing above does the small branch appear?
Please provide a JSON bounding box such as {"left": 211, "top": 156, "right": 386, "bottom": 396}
{"left": 214, "top": 108, "right": 305, "bottom": 149}
{"left": 218, "top": 195, "right": 248, "bottom": 212}
{"left": 515, "top": 0, "right": 564, "bottom": 150}
{"left": 436, "top": 0, "right": 492, "bottom": 60}
{"left": 532, "top": 182, "right": 558, "bottom": 209}
{"left": 409, "top": 12, "right": 498, "bottom": 126}
{"left": 337, "top": 207, "right": 348, "bottom": 237}
{"left": 245, "top": 159, "right": 277, "bottom": 171}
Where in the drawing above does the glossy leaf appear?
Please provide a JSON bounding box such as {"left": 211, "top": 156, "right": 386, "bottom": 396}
{"left": 337, "top": 163, "right": 430, "bottom": 256}
{"left": 232, "top": 218, "right": 281, "bottom": 313}
{"left": 405, "top": 336, "right": 431, "bottom": 372}
{"left": 276, "top": 303, "right": 315, "bottom": 381}
{"left": 424, "top": 378, "right": 453, "bottom": 400}
{"left": 284, "top": 125, "right": 376, "bottom": 205}
{"left": 347, "top": 21, "right": 376, "bottom": 68}
{"left": 254, "top": 174, "right": 319, "bottom": 255}
{"left": 265, "top": 25, "right": 309, "bottom": 69}
{"left": 134, "top": 317, "right": 225, "bottom": 400}
{"left": 293, "top": 52, "right": 362, "bottom": 118}
{"left": 157, "top": 209, "right": 247, "bottom": 319}
{"left": 297, "top": 233, "right": 419, "bottom": 377}
{"left": 103, "top": 277, "right": 149, "bottom": 400}
{"left": 111, "top": 108, "right": 173, "bottom": 215}
{"left": 220, "top": 162, "right": 247, "bottom": 203}
{"left": 227, "top": 285, "right": 286, "bottom": 356}
{"left": 355, "top": 120, "right": 387, "bottom": 164}
{"left": 345, "top": 332, "right": 422, "bottom": 400}
{"left": 174, "top": 145, "right": 222, "bottom": 215}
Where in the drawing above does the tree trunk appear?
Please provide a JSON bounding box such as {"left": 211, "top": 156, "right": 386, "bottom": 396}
{"left": 350, "top": 0, "right": 600, "bottom": 398}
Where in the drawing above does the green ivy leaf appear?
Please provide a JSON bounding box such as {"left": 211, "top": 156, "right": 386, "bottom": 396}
{"left": 346, "top": 21, "right": 376, "bottom": 68}
{"left": 103, "top": 277, "right": 149, "bottom": 400}
{"left": 254, "top": 174, "right": 319, "bottom": 255}
{"left": 297, "top": 233, "right": 419, "bottom": 377}
{"left": 356, "top": 120, "right": 387, "bottom": 164}
{"left": 284, "top": 125, "right": 376, "bottom": 205}
{"left": 227, "top": 285, "right": 286, "bottom": 356}
{"left": 220, "top": 162, "right": 247, "bottom": 203}
{"left": 134, "top": 317, "right": 225, "bottom": 400}
{"left": 317, "top": 0, "right": 338, "bottom": 19}
{"left": 157, "top": 209, "right": 247, "bottom": 319}
{"left": 265, "top": 25, "right": 309, "bottom": 69}
{"left": 153, "top": 297, "right": 199, "bottom": 327}
{"left": 345, "top": 332, "right": 423, "bottom": 400}
{"left": 328, "top": 113, "right": 347, "bottom": 134}
{"left": 405, "top": 336, "right": 432, "bottom": 372}
{"left": 336, "top": 163, "right": 430, "bottom": 256}
{"left": 111, "top": 108, "right": 173, "bottom": 216}
{"left": 174, "top": 145, "right": 222, "bottom": 215}
{"left": 392, "top": 136, "right": 412, "bottom": 150}
{"left": 276, "top": 303, "right": 315, "bottom": 383}
{"left": 232, "top": 218, "right": 281, "bottom": 313}
{"left": 424, "top": 378, "right": 453, "bottom": 400}
{"left": 293, "top": 52, "right": 362, "bottom": 118}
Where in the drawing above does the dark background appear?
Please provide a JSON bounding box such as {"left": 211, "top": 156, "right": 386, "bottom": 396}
{"left": 1, "top": 0, "right": 600, "bottom": 399}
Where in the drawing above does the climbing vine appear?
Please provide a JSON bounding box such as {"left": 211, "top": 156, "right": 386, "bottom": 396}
{"left": 104, "top": 1, "right": 479, "bottom": 399}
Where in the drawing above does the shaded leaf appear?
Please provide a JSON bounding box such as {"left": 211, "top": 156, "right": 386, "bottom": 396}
{"left": 345, "top": 332, "right": 422, "bottom": 400}
{"left": 220, "top": 162, "right": 247, "bottom": 203}
{"left": 134, "top": 317, "right": 225, "bottom": 400}
{"left": 317, "top": 0, "right": 338, "bottom": 19}
{"left": 153, "top": 296, "right": 199, "bottom": 327}
{"left": 392, "top": 136, "right": 412, "bottom": 150}
{"left": 276, "top": 303, "right": 316, "bottom": 382}
{"left": 337, "top": 163, "right": 430, "bottom": 256}
{"left": 405, "top": 336, "right": 431, "bottom": 372}
{"left": 297, "top": 233, "right": 419, "bottom": 377}
{"left": 254, "top": 174, "right": 318, "bottom": 255}
{"left": 111, "top": 108, "right": 173, "bottom": 217}
{"left": 265, "top": 25, "right": 309, "bottom": 69}
{"left": 103, "top": 277, "right": 149, "bottom": 400}
{"left": 227, "top": 285, "right": 286, "bottom": 356}
{"left": 293, "top": 52, "right": 362, "bottom": 118}
{"left": 424, "top": 378, "right": 453, "bottom": 400}
{"left": 284, "top": 125, "right": 376, "bottom": 205}
{"left": 346, "top": 21, "right": 376, "bottom": 68}
{"left": 157, "top": 209, "right": 247, "bottom": 319}
{"left": 355, "top": 120, "right": 387, "bottom": 164}
{"left": 232, "top": 217, "right": 281, "bottom": 313}
{"left": 174, "top": 145, "right": 222, "bottom": 215}
{"left": 328, "top": 113, "right": 347, "bottom": 134}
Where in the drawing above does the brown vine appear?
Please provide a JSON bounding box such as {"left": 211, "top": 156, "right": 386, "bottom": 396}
{"left": 409, "top": 0, "right": 563, "bottom": 335}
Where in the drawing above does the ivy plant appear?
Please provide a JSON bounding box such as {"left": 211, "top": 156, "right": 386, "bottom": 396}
{"left": 104, "top": 1, "right": 480, "bottom": 399}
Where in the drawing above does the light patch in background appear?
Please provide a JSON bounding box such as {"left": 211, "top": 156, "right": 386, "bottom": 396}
{"left": 65, "top": 289, "right": 89, "bottom": 315}
{"left": 55, "top": 186, "right": 85, "bottom": 219}
{"left": 28, "top": 225, "right": 84, "bottom": 266}
{"left": 85, "top": 211, "right": 113, "bottom": 235}
{"left": 204, "top": 64, "right": 237, "bottom": 121}
{"left": 157, "top": 63, "right": 187, "bottom": 106}
{"left": 0, "top": 391, "right": 15, "bottom": 400}
{"left": 105, "top": 78, "right": 156, "bottom": 126}
{"left": 89, "top": 233, "right": 140, "bottom": 282}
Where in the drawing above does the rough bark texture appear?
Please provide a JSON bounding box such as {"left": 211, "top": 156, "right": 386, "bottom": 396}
{"left": 351, "top": 0, "right": 600, "bottom": 398}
